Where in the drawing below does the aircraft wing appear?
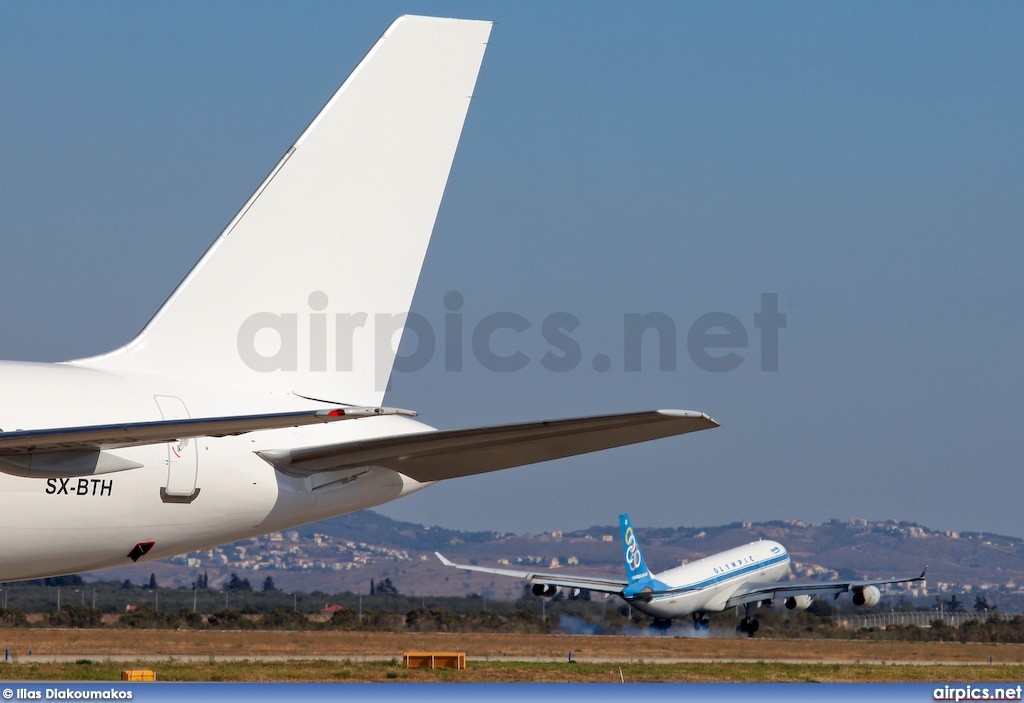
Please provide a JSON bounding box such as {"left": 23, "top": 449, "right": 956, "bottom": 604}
{"left": 257, "top": 409, "right": 718, "bottom": 481}
{"left": 0, "top": 406, "right": 415, "bottom": 456}
{"left": 724, "top": 568, "right": 928, "bottom": 609}
{"left": 436, "top": 553, "right": 629, "bottom": 594}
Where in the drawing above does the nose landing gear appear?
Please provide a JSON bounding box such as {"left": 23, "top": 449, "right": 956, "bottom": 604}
{"left": 692, "top": 613, "right": 710, "bottom": 631}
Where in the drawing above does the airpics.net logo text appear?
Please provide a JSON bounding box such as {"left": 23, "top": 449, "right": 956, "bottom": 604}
{"left": 236, "top": 292, "right": 786, "bottom": 392}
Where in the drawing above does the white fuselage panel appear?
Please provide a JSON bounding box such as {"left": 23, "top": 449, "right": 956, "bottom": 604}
{"left": 0, "top": 361, "right": 435, "bottom": 581}
{"left": 628, "top": 540, "right": 791, "bottom": 619}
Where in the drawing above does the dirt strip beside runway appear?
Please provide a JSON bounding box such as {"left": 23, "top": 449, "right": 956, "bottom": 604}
{"left": 0, "top": 630, "right": 1022, "bottom": 664}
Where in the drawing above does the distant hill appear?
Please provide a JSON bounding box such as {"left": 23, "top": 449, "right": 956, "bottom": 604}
{"left": 85, "top": 512, "right": 1024, "bottom": 609}
{"left": 291, "top": 511, "right": 505, "bottom": 551}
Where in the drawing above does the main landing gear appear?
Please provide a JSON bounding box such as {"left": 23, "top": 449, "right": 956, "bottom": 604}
{"left": 736, "top": 602, "right": 762, "bottom": 637}
{"left": 692, "top": 613, "right": 710, "bottom": 631}
{"left": 649, "top": 617, "right": 673, "bottom": 634}
{"left": 737, "top": 617, "right": 760, "bottom": 636}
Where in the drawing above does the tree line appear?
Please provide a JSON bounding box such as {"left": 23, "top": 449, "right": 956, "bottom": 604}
{"left": 2, "top": 601, "right": 1024, "bottom": 642}
{"left": 0, "top": 604, "right": 553, "bottom": 633}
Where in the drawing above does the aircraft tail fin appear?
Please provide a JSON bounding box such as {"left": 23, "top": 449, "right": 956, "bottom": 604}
{"left": 71, "top": 16, "right": 492, "bottom": 406}
{"left": 619, "top": 513, "right": 653, "bottom": 585}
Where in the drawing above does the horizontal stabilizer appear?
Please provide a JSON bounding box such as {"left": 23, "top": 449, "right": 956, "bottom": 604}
{"left": 258, "top": 409, "right": 718, "bottom": 481}
{"left": 0, "top": 450, "right": 143, "bottom": 479}
{"left": 0, "top": 406, "right": 414, "bottom": 456}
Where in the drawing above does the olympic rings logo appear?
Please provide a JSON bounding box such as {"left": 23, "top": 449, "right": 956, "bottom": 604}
{"left": 624, "top": 527, "right": 641, "bottom": 569}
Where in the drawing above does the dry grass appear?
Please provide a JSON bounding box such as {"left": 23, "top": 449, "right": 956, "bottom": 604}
{"left": 1, "top": 629, "right": 1022, "bottom": 663}
{"left": 2, "top": 659, "right": 1024, "bottom": 683}
{"left": 3, "top": 629, "right": 1024, "bottom": 682}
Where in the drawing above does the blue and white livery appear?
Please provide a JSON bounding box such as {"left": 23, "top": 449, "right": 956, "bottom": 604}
{"left": 437, "top": 514, "right": 926, "bottom": 634}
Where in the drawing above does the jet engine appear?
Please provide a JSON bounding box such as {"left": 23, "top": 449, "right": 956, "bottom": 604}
{"left": 532, "top": 584, "right": 558, "bottom": 598}
{"left": 852, "top": 585, "right": 881, "bottom": 607}
{"left": 784, "top": 595, "right": 813, "bottom": 610}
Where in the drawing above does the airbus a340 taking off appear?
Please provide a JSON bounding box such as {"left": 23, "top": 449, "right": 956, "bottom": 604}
{"left": 0, "top": 17, "right": 719, "bottom": 582}
{"left": 437, "top": 515, "right": 926, "bottom": 635}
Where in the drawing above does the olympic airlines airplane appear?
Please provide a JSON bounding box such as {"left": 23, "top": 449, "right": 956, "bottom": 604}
{"left": 437, "top": 514, "right": 926, "bottom": 635}
{"left": 0, "top": 16, "right": 720, "bottom": 583}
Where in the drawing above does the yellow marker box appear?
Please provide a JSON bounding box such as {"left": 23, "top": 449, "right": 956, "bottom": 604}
{"left": 121, "top": 670, "right": 156, "bottom": 682}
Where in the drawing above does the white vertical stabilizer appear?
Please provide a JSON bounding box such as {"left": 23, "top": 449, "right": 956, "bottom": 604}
{"left": 72, "top": 16, "right": 492, "bottom": 406}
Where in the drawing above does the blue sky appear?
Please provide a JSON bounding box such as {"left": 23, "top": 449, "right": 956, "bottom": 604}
{"left": 0, "top": 2, "right": 1021, "bottom": 536}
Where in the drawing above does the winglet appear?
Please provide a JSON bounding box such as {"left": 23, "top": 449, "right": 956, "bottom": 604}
{"left": 656, "top": 409, "right": 719, "bottom": 428}
{"left": 435, "top": 552, "right": 455, "bottom": 567}
{"left": 919, "top": 566, "right": 928, "bottom": 580}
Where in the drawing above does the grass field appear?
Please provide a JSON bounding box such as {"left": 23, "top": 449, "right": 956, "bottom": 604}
{"left": 1, "top": 629, "right": 1023, "bottom": 682}
{"left": 1, "top": 629, "right": 1023, "bottom": 663}
{"left": 3, "top": 658, "right": 1024, "bottom": 683}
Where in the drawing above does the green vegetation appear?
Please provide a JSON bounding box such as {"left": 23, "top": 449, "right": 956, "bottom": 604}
{"left": 2, "top": 573, "right": 1023, "bottom": 642}
{"left": 0, "top": 578, "right": 587, "bottom": 616}
{"left": 737, "top": 609, "right": 1024, "bottom": 643}
{"left": 0, "top": 597, "right": 1023, "bottom": 643}
{"left": 0, "top": 607, "right": 28, "bottom": 627}
{"left": 47, "top": 605, "right": 103, "bottom": 629}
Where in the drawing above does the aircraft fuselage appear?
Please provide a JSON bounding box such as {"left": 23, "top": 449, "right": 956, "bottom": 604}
{"left": 626, "top": 540, "right": 791, "bottom": 620}
{"left": 0, "top": 360, "right": 435, "bottom": 581}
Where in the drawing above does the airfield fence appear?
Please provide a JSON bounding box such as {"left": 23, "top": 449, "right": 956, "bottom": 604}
{"left": 838, "top": 610, "right": 1005, "bottom": 629}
